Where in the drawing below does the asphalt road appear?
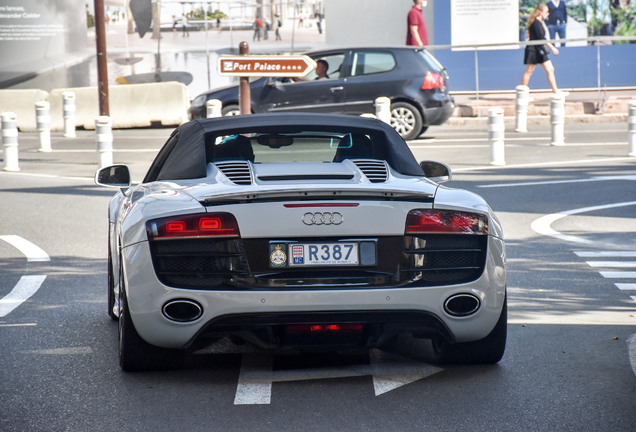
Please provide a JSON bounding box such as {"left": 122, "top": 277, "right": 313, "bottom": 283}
{"left": 1, "top": 122, "right": 635, "bottom": 431}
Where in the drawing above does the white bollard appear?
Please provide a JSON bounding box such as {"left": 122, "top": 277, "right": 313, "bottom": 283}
{"left": 2, "top": 112, "right": 19, "bottom": 172}
{"left": 374, "top": 97, "right": 391, "bottom": 124}
{"left": 550, "top": 93, "right": 566, "bottom": 146}
{"left": 628, "top": 100, "right": 636, "bottom": 157}
{"left": 206, "top": 99, "right": 222, "bottom": 118}
{"left": 62, "top": 91, "right": 76, "bottom": 138}
{"left": 95, "top": 116, "right": 113, "bottom": 169}
{"left": 515, "top": 85, "right": 532, "bottom": 133}
{"left": 35, "top": 101, "right": 51, "bottom": 152}
{"left": 488, "top": 107, "right": 505, "bottom": 166}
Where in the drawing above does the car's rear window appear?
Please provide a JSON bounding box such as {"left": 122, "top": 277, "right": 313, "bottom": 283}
{"left": 416, "top": 50, "right": 444, "bottom": 73}
{"left": 208, "top": 131, "right": 384, "bottom": 164}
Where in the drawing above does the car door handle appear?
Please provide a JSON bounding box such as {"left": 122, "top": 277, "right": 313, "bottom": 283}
{"left": 329, "top": 86, "right": 344, "bottom": 92}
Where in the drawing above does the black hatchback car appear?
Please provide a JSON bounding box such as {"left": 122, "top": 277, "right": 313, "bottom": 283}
{"left": 189, "top": 47, "right": 454, "bottom": 140}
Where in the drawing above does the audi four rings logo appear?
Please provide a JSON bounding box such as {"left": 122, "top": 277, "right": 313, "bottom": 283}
{"left": 302, "top": 212, "right": 344, "bottom": 225}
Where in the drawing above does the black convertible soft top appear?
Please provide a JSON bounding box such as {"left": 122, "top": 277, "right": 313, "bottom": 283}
{"left": 144, "top": 113, "right": 425, "bottom": 183}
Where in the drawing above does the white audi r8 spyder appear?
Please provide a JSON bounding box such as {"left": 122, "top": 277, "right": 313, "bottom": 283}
{"left": 96, "top": 113, "right": 506, "bottom": 371}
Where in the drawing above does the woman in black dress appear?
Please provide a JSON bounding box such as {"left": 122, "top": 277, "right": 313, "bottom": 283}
{"left": 521, "top": 4, "right": 560, "bottom": 93}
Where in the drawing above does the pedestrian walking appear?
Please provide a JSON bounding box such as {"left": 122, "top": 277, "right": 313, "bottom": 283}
{"left": 264, "top": 21, "right": 270, "bottom": 40}
{"left": 315, "top": 10, "right": 322, "bottom": 34}
{"left": 274, "top": 14, "right": 282, "bottom": 41}
{"left": 406, "top": 0, "right": 428, "bottom": 46}
{"left": 172, "top": 15, "right": 178, "bottom": 34}
{"left": 298, "top": 10, "right": 304, "bottom": 28}
{"left": 253, "top": 16, "right": 262, "bottom": 41}
{"left": 217, "top": 16, "right": 222, "bottom": 33}
{"left": 521, "top": 4, "right": 560, "bottom": 93}
{"left": 182, "top": 14, "right": 190, "bottom": 37}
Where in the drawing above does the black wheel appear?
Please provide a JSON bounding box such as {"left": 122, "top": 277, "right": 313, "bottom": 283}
{"left": 432, "top": 295, "right": 507, "bottom": 365}
{"left": 118, "top": 262, "right": 184, "bottom": 372}
{"left": 222, "top": 104, "right": 241, "bottom": 116}
{"left": 390, "top": 102, "right": 424, "bottom": 141}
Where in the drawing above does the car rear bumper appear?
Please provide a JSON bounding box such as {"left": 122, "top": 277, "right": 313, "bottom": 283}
{"left": 122, "top": 236, "right": 505, "bottom": 350}
{"left": 423, "top": 98, "right": 455, "bottom": 126}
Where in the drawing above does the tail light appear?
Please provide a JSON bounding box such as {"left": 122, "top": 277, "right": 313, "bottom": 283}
{"left": 421, "top": 71, "right": 444, "bottom": 90}
{"left": 286, "top": 324, "right": 364, "bottom": 333}
{"left": 405, "top": 210, "right": 488, "bottom": 235}
{"left": 147, "top": 213, "right": 240, "bottom": 240}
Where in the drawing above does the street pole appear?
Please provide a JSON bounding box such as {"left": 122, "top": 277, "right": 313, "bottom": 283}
{"left": 93, "top": 0, "right": 110, "bottom": 116}
{"left": 239, "top": 41, "right": 250, "bottom": 115}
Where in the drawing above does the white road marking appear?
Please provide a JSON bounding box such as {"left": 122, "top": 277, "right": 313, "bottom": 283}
{"left": 478, "top": 175, "right": 636, "bottom": 188}
{"left": 0, "top": 275, "right": 47, "bottom": 317}
{"left": 454, "top": 157, "right": 633, "bottom": 173}
{"left": 234, "top": 349, "right": 443, "bottom": 405}
{"left": 531, "top": 201, "right": 636, "bottom": 246}
{"left": 587, "top": 261, "right": 636, "bottom": 268}
{"left": 628, "top": 334, "right": 636, "bottom": 377}
{"left": 21, "top": 347, "right": 93, "bottom": 355}
{"left": 0, "top": 235, "right": 50, "bottom": 261}
{"left": 616, "top": 284, "right": 636, "bottom": 290}
{"left": 600, "top": 272, "right": 636, "bottom": 278}
{"left": 0, "top": 323, "right": 37, "bottom": 327}
{"left": 575, "top": 251, "right": 636, "bottom": 257}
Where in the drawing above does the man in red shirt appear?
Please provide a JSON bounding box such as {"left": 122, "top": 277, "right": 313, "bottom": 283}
{"left": 406, "top": 0, "right": 428, "bottom": 46}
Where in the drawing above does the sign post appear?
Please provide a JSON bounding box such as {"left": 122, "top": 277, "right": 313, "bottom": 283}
{"left": 217, "top": 45, "right": 317, "bottom": 115}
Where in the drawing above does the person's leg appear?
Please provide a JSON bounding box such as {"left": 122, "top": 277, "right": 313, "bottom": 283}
{"left": 557, "top": 24, "right": 566, "bottom": 46}
{"left": 521, "top": 64, "right": 537, "bottom": 86}
{"left": 540, "top": 60, "right": 559, "bottom": 92}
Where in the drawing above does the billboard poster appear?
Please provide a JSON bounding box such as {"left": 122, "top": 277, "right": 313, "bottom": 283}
{"left": 519, "top": 1, "right": 636, "bottom": 45}
{"left": 451, "top": 0, "right": 520, "bottom": 49}
{"left": 0, "top": 0, "right": 87, "bottom": 68}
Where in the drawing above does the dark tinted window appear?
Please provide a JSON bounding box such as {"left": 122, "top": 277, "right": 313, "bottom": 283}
{"left": 351, "top": 52, "right": 396, "bottom": 76}
{"left": 416, "top": 50, "right": 444, "bottom": 73}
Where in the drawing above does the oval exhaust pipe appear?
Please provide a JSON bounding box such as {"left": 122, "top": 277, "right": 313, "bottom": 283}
{"left": 444, "top": 294, "right": 480, "bottom": 317}
{"left": 162, "top": 299, "right": 203, "bottom": 322}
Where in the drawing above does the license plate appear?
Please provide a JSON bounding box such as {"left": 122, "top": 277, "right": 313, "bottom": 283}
{"left": 289, "top": 243, "right": 359, "bottom": 266}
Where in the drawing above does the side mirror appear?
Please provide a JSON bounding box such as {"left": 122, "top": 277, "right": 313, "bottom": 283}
{"left": 95, "top": 164, "right": 132, "bottom": 188}
{"left": 419, "top": 160, "right": 452, "bottom": 183}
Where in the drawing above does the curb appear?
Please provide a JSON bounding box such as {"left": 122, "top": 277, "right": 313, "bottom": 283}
{"left": 445, "top": 114, "right": 628, "bottom": 127}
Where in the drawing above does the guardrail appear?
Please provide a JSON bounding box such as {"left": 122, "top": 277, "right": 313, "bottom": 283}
{"left": 428, "top": 36, "right": 636, "bottom": 116}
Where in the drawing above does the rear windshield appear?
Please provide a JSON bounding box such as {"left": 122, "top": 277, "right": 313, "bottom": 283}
{"left": 207, "top": 130, "right": 386, "bottom": 164}
{"left": 416, "top": 50, "right": 444, "bottom": 73}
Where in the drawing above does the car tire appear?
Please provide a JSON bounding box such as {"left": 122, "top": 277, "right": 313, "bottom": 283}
{"left": 118, "top": 260, "right": 184, "bottom": 372}
{"left": 222, "top": 104, "right": 241, "bottom": 116}
{"left": 432, "top": 295, "right": 507, "bottom": 365}
{"left": 390, "top": 102, "right": 424, "bottom": 141}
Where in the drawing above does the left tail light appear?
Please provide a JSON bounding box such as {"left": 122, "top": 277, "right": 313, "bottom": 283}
{"left": 147, "top": 213, "right": 240, "bottom": 240}
{"left": 405, "top": 210, "right": 488, "bottom": 235}
{"left": 421, "top": 71, "right": 444, "bottom": 90}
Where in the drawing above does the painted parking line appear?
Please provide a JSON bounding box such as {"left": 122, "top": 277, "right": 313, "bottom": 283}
{"left": 616, "top": 284, "right": 636, "bottom": 290}
{"left": 0, "top": 235, "right": 50, "bottom": 262}
{"left": 587, "top": 261, "right": 636, "bottom": 268}
{"left": 599, "top": 272, "right": 636, "bottom": 278}
{"left": 575, "top": 252, "right": 636, "bottom": 258}
{"left": 0, "top": 275, "right": 47, "bottom": 317}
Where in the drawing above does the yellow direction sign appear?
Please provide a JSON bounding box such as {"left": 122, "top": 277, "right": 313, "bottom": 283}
{"left": 217, "top": 55, "right": 317, "bottom": 77}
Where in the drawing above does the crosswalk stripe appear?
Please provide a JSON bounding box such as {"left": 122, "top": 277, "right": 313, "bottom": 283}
{"left": 586, "top": 261, "right": 636, "bottom": 268}
{"left": 599, "top": 272, "right": 636, "bottom": 278}
{"left": 616, "top": 284, "right": 636, "bottom": 290}
{"left": 575, "top": 251, "right": 636, "bottom": 257}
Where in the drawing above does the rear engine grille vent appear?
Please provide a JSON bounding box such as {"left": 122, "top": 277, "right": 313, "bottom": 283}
{"left": 215, "top": 161, "right": 252, "bottom": 185}
{"left": 149, "top": 238, "right": 250, "bottom": 289}
{"left": 353, "top": 160, "right": 388, "bottom": 183}
{"left": 403, "top": 234, "right": 488, "bottom": 286}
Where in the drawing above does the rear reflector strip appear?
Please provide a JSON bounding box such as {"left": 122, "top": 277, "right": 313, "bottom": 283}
{"left": 286, "top": 324, "right": 364, "bottom": 333}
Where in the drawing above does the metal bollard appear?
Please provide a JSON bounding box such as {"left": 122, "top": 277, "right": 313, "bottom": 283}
{"left": 62, "top": 91, "right": 76, "bottom": 137}
{"left": 2, "top": 112, "right": 19, "bottom": 172}
{"left": 95, "top": 116, "right": 113, "bottom": 169}
{"left": 374, "top": 97, "right": 391, "bottom": 124}
{"left": 550, "top": 93, "right": 566, "bottom": 146}
{"left": 515, "top": 85, "right": 532, "bottom": 133}
{"left": 206, "top": 99, "right": 222, "bottom": 118}
{"left": 488, "top": 107, "right": 505, "bottom": 166}
{"left": 628, "top": 100, "right": 636, "bottom": 157}
{"left": 35, "top": 101, "right": 51, "bottom": 152}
